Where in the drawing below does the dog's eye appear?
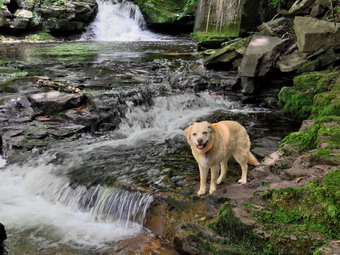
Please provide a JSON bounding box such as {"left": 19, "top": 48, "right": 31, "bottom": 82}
{"left": 203, "top": 132, "right": 208, "bottom": 135}
{"left": 192, "top": 133, "right": 197, "bottom": 136}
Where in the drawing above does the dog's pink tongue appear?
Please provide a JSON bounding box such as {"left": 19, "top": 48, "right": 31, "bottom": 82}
{"left": 197, "top": 144, "right": 204, "bottom": 149}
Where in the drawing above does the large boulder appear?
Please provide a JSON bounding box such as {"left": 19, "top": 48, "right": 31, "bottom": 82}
{"left": 204, "top": 37, "right": 252, "bottom": 70}
{"left": 239, "top": 35, "right": 292, "bottom": 77}
{"left": 294, "top": 16, "right": 340, "bottom": 53}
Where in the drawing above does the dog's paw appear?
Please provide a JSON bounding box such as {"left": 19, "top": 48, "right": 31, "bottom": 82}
{"left": 209, "top": 187, "right": 216, "bottom": 194}
{"left": 238, "top": 179, "right": 247, "bottom": 184}
{"left": 197, "top": 189, "right": 206, "bottom": 196}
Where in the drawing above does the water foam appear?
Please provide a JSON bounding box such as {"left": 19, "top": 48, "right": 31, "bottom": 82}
{"left": 81, "top": 0, "right": 157, "bottom": 41}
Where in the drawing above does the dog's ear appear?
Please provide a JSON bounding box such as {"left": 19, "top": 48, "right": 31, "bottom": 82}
{"left": 208, "top": 123, "right": 218, "bottom": 133}
{"left": 183, "top": 125, "right": 192, "bottom": 143}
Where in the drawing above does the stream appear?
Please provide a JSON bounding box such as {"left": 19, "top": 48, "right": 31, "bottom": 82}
{"left": 0, "top": 1, "right": 301, "bottom": 254}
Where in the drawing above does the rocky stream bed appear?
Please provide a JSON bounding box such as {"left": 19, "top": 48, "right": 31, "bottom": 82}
{"left": 0, "top": 38, "right": 339, "bottom": 255}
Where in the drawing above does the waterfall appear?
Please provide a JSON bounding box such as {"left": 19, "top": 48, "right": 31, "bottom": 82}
{"left": 0, "top": 160, "right": 153, "bottom": 248}
{"left": 81, "top": 0, "right": 157, "bottom": 41}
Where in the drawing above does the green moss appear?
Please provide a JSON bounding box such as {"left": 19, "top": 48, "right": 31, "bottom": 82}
{"left": 278, "top": 87, "right": 312, "bottom": 119}
{"left": 209, "top": 202, "right": 279, "bottom": 254}
{"left": 134, "top": 0, "right": 193, "bottom": 24}
{"left": 0, "top": 78, "right": 21, "bottom": 93}
{"left": 297, "top": 59, "right": 319, "bottom": 73}
{"left": 279, "top": 71, "right": 339, "bottom": 120}
{"left": 311, "top": 90, "right": 340, "bottom": 118}
{"left": 280, "top": 116, "right": 340, "bottom": 162}
{"left": 254, "top": 170, "right": 340, "bottom": 240}
{"left": 191, "top": 32, "right": 229, "bottom": 44}
{"left": 25, "top": 31, "right": 55, "bottom": 41}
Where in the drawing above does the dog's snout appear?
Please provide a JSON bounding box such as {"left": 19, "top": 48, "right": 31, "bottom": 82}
{"left": 197, "top": 138, "right": 203, "bottom": 144}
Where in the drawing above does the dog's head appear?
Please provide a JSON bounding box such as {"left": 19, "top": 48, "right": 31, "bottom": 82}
{"left": 183, "top": 121, "right": 214, "bottom": 151}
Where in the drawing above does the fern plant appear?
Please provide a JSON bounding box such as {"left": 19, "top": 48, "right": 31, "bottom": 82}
{"left": 269, "top": 0, "right": 286, "bottom": 7}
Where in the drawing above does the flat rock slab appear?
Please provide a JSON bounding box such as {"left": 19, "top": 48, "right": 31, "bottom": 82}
{"left": 294, "top": 16, "right": 340, "bottom": 53}
{"left": 29, "top": 90, "right": 84, "bottom": 115}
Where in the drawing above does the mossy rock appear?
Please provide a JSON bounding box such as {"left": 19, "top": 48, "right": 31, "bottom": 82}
{"left": 279, "top": 71, "right": 339, "bottom": 120}
{"left": 251, "top": 170, "right": 340, "bottom": 254}
{"left": 311, "top": 90, "right": 340, "bottom": 118}
{"left": 281, "top": 116, "right": 340, "bottom": 164}
{"left": 134, "top": 0, "right": 196, "bottom": 26}
{"left": 209, "top": 202, "right": 279, "bottom": 254}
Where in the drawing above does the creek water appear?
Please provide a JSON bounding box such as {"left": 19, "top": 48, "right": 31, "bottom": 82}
{"left": 0, "top": 1, "right": 300, "bottom": 254}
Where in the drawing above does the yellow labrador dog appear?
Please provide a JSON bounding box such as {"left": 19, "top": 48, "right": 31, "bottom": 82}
{"left": 183, "top": 121, "right": 259, "bottom": 195}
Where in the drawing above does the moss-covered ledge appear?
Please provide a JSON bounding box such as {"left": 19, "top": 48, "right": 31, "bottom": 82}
{"left": 133, "top": 0, "right": 197, "bottom": 31}
{"left": 250, "top": 170, "right": 340, "bottom": 255}
{"left": 278, "top": 71, "right": 339, "bottom": 120}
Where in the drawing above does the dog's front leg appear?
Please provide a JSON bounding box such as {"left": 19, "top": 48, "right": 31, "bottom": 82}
{"left": 198, "top": 165, "right": 209, "bottom": 195}
{"left": 209, "top": 165, "right": 219, "bottom": 194}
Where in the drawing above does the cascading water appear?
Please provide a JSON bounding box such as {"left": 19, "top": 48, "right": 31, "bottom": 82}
{"left": 0, "top": 92, "right": 267, "bottom": 251}
{"left": 81, "top": 0, "right": 157, "bottom": 41}
{"left": 0, "top": 161, "right": 153, "bottom": 249}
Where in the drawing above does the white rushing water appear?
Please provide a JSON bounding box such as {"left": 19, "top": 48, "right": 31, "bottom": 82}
{"left": 0, "top": 92, "right": 267, "bottom": 250}
{"left": 81, "top": 0, "right": 157, "bottom": 41}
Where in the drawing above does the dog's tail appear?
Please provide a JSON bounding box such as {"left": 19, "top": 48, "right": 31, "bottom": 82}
{"left": 248, "top": 152, "right": 260, "bottom": 166}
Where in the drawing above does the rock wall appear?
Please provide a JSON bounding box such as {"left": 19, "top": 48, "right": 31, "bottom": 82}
{"left": 0, "top": 0, "right": 97, "bottom": 35}
{"left": 203, "top": 0, "right": 339, "bottom": 101}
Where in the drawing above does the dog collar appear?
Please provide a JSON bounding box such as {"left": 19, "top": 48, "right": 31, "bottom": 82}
{"left": 204, "top": 141, "right": 214, "bottom": 159}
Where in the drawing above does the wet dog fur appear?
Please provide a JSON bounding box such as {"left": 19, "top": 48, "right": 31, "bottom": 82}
{"left": 183, "top": 121, "right": 259, "bottom": 195}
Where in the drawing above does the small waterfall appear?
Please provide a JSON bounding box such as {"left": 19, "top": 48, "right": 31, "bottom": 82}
{"left": 81, "top": 0, "right": 157, "bottom": 41}
{"left": 0, "top": 161, "right": 153, "bottom": 248}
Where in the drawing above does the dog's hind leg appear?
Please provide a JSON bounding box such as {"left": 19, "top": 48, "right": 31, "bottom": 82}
{"left": 198, "top": 165, "right": 209, "bottom": 195}
{"left": 217, "top": 157, "right": 229, "bottom": 184}
{"left": 233, "top": 149, "right": 248, "bottom": 184}
{"left": 209, "top": 164, "right": 219, "bottom": 194}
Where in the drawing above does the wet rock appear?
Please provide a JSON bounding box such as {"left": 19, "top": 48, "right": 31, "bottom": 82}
{"left": 0, "top": 223, "right": 6, "bottom": 242}
{"left": 252, "top": 136, "right": 281, "bottom": 157}
{"left": 28, "top": 90, "right": 84, "bottom": 116}
{"left": 294, "top": 16, "right": 340, "bottom": 53}
{"left": 204, "top": 37, "right": 252, "bottom": 70}
{"left": 0, "top": 223, "right": 6, "bottom": 255}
